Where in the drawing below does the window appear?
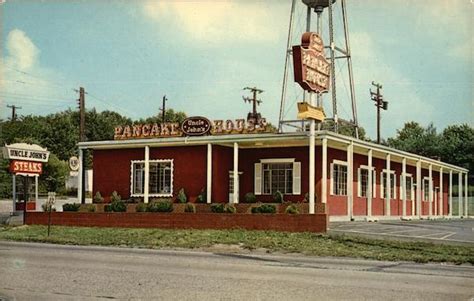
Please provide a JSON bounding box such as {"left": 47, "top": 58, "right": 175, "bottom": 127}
{"left": 263, "top": 163, "right": 293, "bottom": 194}
{"left": 423, "top": 178, "right": 430, "bottom": 201}
{"left": 331, "top": 161, "right": 348, "bottom": 196}
{"left": 380, "top": 170, "right": 396, "bottom": 199}
{"left": 399, "top": 174, "right": 413, "bottom": 200}
{"left": 131, "top": 160, "right": 173, "bottom": 197}
{"left": 254, "top": 159, "right": 300, "bottom": 195}
{"left": 358, "top": 166, "right": 376, "bottom": 198}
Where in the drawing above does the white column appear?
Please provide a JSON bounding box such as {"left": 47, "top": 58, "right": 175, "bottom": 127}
{"left": 207, "top": 144, "right": 212, "bottom": 204}
{"left": 346, "top": 142, "right": 353, "bottom": 219}
{"left": 367, "top": 149, "right": 373, "bottom": 218}
{"left": 439, "top": 168, "right": 443, "bottom": 217}
{"left": 12, "top": 175, "right": 16, "bottom": 213}
{"left": 35, "top": 175, "right": 39, "bottom": 207}
{"left": 428, "top": 164, "right": 433, "bottom": 218}
{"left": 385, "top": 154, "right": 391, "bottom": 216}
{"left": 464, "top": 173, "right": 468, "bottom": 217}
{"left": 402, "top": 157, "right": 407, "bottom": 218}
{"left": 309, "top": 105, "right": 316, "bottom": 214}
{"left": 321, "top": 138, "right": 328, "bottom": 204}
{"left": 416, "top": 160, "right": 421, "bottom": 217}
{"left": 458, "top": 172, "right": 462, "bottom": 217}
{"left": 449, "top": 170, "right": 453, "bottom": 217}
{"left": 144, "top": 146, "right": 150, "bottom": 204}
{"left": 233, "top": 142, "right": 238, "bottom": 204}
{"left": 78, "top": 148, "right": 83, "bottom": 203}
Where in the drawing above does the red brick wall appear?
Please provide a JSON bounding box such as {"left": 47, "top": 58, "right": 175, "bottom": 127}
{"left": 25, "top": 212, "right": 328, "bottom": 233}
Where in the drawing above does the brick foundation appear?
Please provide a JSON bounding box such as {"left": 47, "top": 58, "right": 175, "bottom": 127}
{"left": 25, "top": 212, "right": 328, "bottom": 233}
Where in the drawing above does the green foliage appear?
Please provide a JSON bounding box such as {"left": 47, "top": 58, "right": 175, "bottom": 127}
{"left": 40, "top": 153, "right": 69, "bottom": 193}
{"left": 196, "top": 188, "right": 206, "bottom": 203}
{"left": 62, "top": 203, "right": 81, "bottom": 212}
{"left": 109, "top": 200, "right": 126, "bottom": 212}
{"left": 83, "top": 204, "right": 96, "bottom": 212}
{"left": 110, "top": 191, "right": 121, "bottom": 203}
{"left": 177, "top": 188, "right": 187, "bottom": 203}
{"left": 243, "top": 192, "right": 257, "bottom": 203}
{"left": 184, "top": 203, "right": 196, "bottom": 213}
{"left": 41, "top": 203, "right": 56, "bottom": 212}
{"left": 321, "top": 120, "right": 368, "bottom": 140}
{"left": 93, "top": 191, "right": 104, "bottom": 204}
{"left": 225, "top": 204, "right": 236, "bottom": 214}
{"left": 285, "top": 204, "right": 299, "bottom": 214}
{"left": 251, "top": 204, "right": 276, "bottom": 214}
{"left": 147, "top": 200, "right": 174, "bottom": 212}
{"left": 104, "top": 205, "right": 112, "bottom": 212}
{"left": 0, "top": 159, "right": 12, "bottom": 198}
{"left": 210, "top": 203, "right": 236, "bottom": 213}
{"left": 273, "top": 191, "right": 284, "bottom": 203}
{"left": 135, "top": 203, "right": 147, "bottom": 212}
{"left": 387, "top": 122, "right": 440, "bottom": 158}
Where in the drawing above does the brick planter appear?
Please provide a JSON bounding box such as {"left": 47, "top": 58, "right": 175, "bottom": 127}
{"left": 25, "top": 212, "right": 328, "bottom": 233}
{"left": 16, "top": 202, "right": 36, "bottom": 211}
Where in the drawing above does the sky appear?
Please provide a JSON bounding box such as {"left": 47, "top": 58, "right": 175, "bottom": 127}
{"left": 0, "top": 0, "right": 472, "bottom": 140}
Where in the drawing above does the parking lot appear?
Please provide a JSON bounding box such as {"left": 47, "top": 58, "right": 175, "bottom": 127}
{"left": 329, "top": 219, "right": 474, "bottom": 245}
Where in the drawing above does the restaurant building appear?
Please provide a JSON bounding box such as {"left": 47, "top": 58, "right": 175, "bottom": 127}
{"left": 78, "top": 122, "right": 469, "bottom": 221}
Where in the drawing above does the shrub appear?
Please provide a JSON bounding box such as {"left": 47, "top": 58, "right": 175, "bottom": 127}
{"left": 285, "top": 204, "right": 299, "bottom": 214}
{"left": 273, "top": 191, "right": 284, "bottom": 203}
{"left": 125, "top": 197, "right": 140, "bottom": 204}
{"left": 177, "top": 188, "right": 187, "bottom": 203}
{"left": 110, "top": 191, "right": 121, "bottom": 203}
{"left": 147, "top": 200, "right": 173, "bottom": 212}
{"left": 110, "top": 200, "right": 126, "bottom": 212}
{"left": 41, "top": 203, "right": 56, "bottom": 212}
{"left": 84, "top": 204, "right": 96, "bottom": 212}
{"left": 93, "top": 191, "right": 104, "bottom": 204}
{"left": 136, "top": 203, "right": 147, "bottom": 212}
{"left": 224, "top": 204, "right": 236, "bottom": 214}
{"left": 184, "top": 203, "right": 196, "bottom": 213}
{"left": 303, "top": 192, "right": 309, "bottom": 202}
{"left": 243, "top": 192, "right": 257, "bottom": 203}
{"left": 104, "top": 205, "right": 112, "bottom": 212}
{"left": 210, "top": 203, "right": 225, "bottom": 213}
{"left": 62, "top": 203, "right": 81, "bottom": 212}
{"left": 196, "top": 188, "right": 206, "bottom": 203}
{"left": 251, "top": 204, "right": 276, "bottom": 214}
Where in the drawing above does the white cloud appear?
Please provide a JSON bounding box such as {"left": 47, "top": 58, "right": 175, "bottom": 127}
{"left": 142, "top": 1, "right": 287, "bottom": 44}
{"left": 5, "top": 29, "right": 39, "bottom": 70}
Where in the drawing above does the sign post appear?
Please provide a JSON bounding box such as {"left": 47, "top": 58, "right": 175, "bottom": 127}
{"left": 46, "top": 192, "right": 56, "bottom": 236}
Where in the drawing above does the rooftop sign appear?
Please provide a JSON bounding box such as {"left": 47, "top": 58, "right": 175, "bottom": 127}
{"left": 292, "top": 32, "right": 330, "bottom": 93}
{"left": 114, "top": 117, "right": 268, "bottom": 140}
{"left": 3, "top": 143, "right": 50, "bottom": 163}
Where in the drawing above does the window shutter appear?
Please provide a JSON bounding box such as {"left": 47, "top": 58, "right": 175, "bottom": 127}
{"left": 293, "top": 162, "right": 301, "bottom": 195}
{"left": 254, "top": 163, "right": 262, "bottom": 195}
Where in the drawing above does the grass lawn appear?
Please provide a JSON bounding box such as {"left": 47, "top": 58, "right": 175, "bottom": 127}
{"left": 0, "top": 225, "right": 473, "bottom": 264}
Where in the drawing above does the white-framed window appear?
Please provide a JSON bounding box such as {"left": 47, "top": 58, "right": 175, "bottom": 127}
{"left": 399, "top": 174, "right": 414, "bottom": 200}
{"left": 254, "top": 159, "right": 300, "bottom": 195}
{"left": 357, "top": 165, "right": 376, "bottom": 198}
{"left": 330, "top": 160, "right": 348, "bottom": 196}
{"left": 423, "top": 177, "right": 431, "bottom": 202}
{"left": 380, "top": 170, "right": 396, "bottom": 199}
{"left": 130, "top": 159, "right": 173, "bottom": 197}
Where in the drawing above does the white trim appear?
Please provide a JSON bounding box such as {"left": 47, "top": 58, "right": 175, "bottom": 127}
{"left": 330, "top": 160, "right": 348, "bottom": 196}
{"left": 357, "top": 166, "right": 376, "bottom": 198}
{"left": 130, "top": 159, "right": 174, "bottom": 198}
{"left": 322, "top": 138, "right": 328, "bottom": 204}
{"left": 333, "top": 159, "right": 348, "bottom": 166}
{"left": 380, "top": 169, "right": 397, "bottom": 200}
{"left": 144, "top": 146, "right": 150, "bottom": 203}
{"left": 207, "top": 144, "right": 212, "bottom": 204}
{"left": 254, "top": 163, "right": 262, "bottom": 195}
{"left": 233, "top": 142, "right": 238, "bottom": 204}
{"left": 259, "top": 158, "right": 295, "bottom": 163}
{"left": 422, "top": 176, "right": 431, "bottom": 202}
{"left": 399, "top": 173, "right": 414, "bottom": 201}
{"left": 293, "top": 162, "right": 301, "bottom": 195}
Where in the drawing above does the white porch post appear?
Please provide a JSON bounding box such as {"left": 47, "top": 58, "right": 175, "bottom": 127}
{"left": 308, "top": 110, "right": 316, "bottom": 215}
{"left": 385, "top": 154, "right": 391, "bottom": 216}
{"left": 458, "top": 172, "right": 462, "bottom": 217}
{"left": 416, "top": 159, "right": 421, "bottom": 218}
{"left": 439, "top": 168, "right": 443, "bottom": 216}
{"left": 35, "top": 175, "right": 39, "bottom": 205}
{"left": 144, "top": 146, "right": 150, "bottom": 204}
{"left": 78, "top": 148, "right": 83, "bottom": 203}
{"left": 464, "top": 173, "right": 468, "bottom": 217}
{"left": 367, "top": 149, "right": 373, "bottom": 218}
{"left": 207, "top": 144, "right": 212, "bottom": 204}
{"left": 428, "top": 164, "right": 433, "bottom": 218}
{"left": 233, "top": 142, "right": 238, "bottom": 204}
{"left": 12, "top": 175, "right": 16, "bottom": 213}
{"left": 402, "top": 157, "right": 407, "bottom": 218}
{"left": 449, "top": 170, "right": 453, "bottom": 217}
{"left": 322, "top": 138, "right": 328, "bottom": 205}
{"left": 347, "top": 142, "right": 353, "bottom": 219}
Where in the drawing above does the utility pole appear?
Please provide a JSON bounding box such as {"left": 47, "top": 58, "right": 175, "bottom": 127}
{"left": 160, "top": 95, "right": 167, "bottom": 123}
{"left": 7, "top": 104, "right": 22, "bottom": 121}
{"left": 370, "top": 82, "right": 388, "bottom": 144}
{"left": 76, "top": 87, "right": 86, "bottom": 204}
{"left": 243, "top": 87, "right": 263, "bottom": 122}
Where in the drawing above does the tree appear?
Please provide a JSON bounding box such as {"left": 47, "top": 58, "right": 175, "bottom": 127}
{"left": 387, "top": 122, "right": 440, "bottom": 158}
{"left": 439, "top": 124, "right": 474, "bottom": 172}
{"left": 40, "top": 153, "right": 69, "bottom": 193}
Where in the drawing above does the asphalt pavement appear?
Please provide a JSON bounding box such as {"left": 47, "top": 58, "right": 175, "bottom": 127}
{"left": 0, "top": 241, "right": 473, "bottom": 300}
